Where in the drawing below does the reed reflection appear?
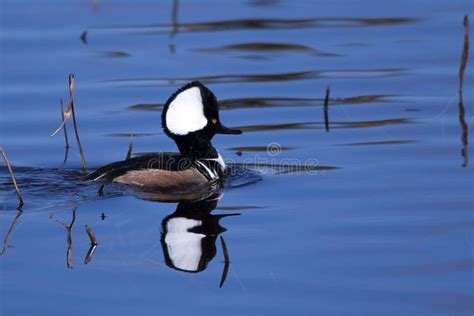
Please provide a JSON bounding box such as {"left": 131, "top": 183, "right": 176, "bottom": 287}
{"left": 0, "top": 211, "right": 22, "bottom": 257}
{"left": 458, "top": 15, "right": 469, "bottom": 167}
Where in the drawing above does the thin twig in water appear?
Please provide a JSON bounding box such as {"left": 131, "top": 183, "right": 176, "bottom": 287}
{"left": 219, "top": 236, "right": 230, "bottom": 288}
{"left": 0, "top": 147, "right": 23, "bottom": 208}
{"left": 323, "top": 86, "right": 330, "bottom": 132}
{"left": 458, "top": 15, "right": 469, "bottom": 167}
{"left": 459, "top": 15, "right": 469, "bottom": 93}
{"left": 0, "top": 211, "right": 22, "bottom": 256}
{"left": 126, "top": 135, "right": 133, "bottom": 160}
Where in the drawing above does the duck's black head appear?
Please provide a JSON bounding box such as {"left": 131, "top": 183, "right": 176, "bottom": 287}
{"left": 161, "top": 81, "right": 241, "bottom": 159}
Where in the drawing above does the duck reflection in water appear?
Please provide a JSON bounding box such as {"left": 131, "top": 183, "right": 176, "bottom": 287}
{"left": 160, "top": 194, "right": 239, "bottom": 274}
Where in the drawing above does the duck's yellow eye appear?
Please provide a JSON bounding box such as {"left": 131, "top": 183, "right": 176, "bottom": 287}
{"left": 211, "top": 118, "right": 218, "bottom": 124}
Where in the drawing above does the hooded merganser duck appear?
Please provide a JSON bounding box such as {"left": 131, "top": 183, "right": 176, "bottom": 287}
{"left": 86, "top": 81, "right": 242, "bottom": 193}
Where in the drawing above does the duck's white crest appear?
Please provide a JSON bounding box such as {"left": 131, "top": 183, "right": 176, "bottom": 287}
{"left": 166, "top": 87, "right": 208, "bottom": 135}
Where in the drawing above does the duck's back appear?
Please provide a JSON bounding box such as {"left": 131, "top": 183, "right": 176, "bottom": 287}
{"left": 86, "top": 153, "right": 209, "bottom": 190}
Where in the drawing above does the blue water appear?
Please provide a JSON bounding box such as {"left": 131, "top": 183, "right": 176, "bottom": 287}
{"left": 1, "top": 0, "right": 473, "bottom": 315}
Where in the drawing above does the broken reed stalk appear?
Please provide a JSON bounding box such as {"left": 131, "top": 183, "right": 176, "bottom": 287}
{"left": 459, "top": 15, "right": 469, "bottom": 92}
{"left": 60, "top": 98, "right": 70, "bottom": 148}
{"left": 85, "top": 225, "right": 97, "bottom": 245}
{"left": 323, "top": 86, "right": 330, "bottom": 132}
{"left": 0, "top": 147, "right": 23, "bottom": 208}
{"left": 458, "top": 15, "right": 469, "bottom": 167}
{"left": 219, "top": 236, "right": 230, "bottom": 288}
{"left": 68, "top": 74, "right": 88, "bottom": 172}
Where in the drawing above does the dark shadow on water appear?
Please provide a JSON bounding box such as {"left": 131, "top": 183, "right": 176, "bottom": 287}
{"left": 229, "top": 162, "right": 339, "bottom": 174}
{"left": 195, "top": 42, "right": 341, "bottom": 57}
{"left": 235, "top": 118, "right": 412, "bottom": 132}
{"left": 94, "top": 17, "right": 419, "bottom": 34}
{"left": 128, "top": 94, "right": 393, "bottom": 112}
{"left": 247, "top": 0, "right": 280, "bottom": 7}
{"left": 105, "top": 69, "right": 407, "bottom": 87}
{"left": 106, "top": 132, "right": 160, "bottom": 138}
{"left": 227, "top": 145, "right": 296, "bottom": 152}
{"left": 216, "top": 205, "right": 264, "bottom": 210}
{"left": 336, "top": 140, "right": 418, "bottom": 146}
{"left": 100, "top": 51, "right": 131, "bottom": 58}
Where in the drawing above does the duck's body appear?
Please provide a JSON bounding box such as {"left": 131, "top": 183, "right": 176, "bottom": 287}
{"left": 87, "top": 81, "right": 241, "bottom": 193}
{"left": 87, "top": 152, "right": 224, "bottom": 191}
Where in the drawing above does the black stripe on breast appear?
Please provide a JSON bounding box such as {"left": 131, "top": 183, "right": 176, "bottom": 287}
{"left": 193, "top": 159, "right": 224, "bottom": 181}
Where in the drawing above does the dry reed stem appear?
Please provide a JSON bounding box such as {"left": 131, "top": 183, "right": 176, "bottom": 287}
{"left": 68, "top": 74, "right": 88, "bottom": 172}
{"left": 0, "top": 147, "right": 23, "bottom": 208}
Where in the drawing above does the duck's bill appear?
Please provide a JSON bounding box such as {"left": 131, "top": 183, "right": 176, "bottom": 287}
{"left": 217, "top": 124, "right": 242, "bottom": 135}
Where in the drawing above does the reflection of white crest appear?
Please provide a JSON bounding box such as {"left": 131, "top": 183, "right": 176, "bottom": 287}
{"left": 166, "top": 87, "right": 208, "bottom": 135}
{"left": 164, "top": 217, "right": 205, "bottom": 272}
